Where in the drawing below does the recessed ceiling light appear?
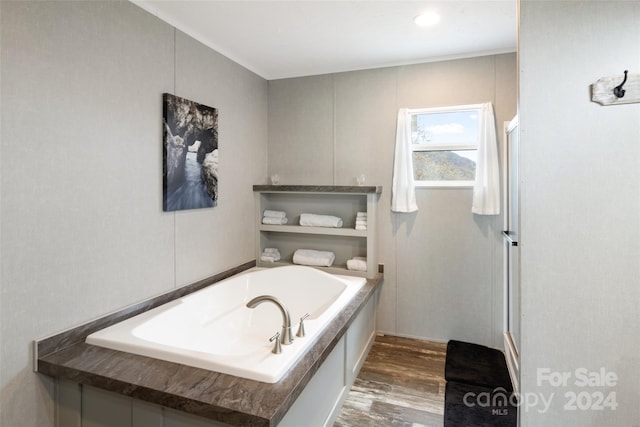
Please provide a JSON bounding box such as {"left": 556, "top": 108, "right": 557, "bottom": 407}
{"left": 414, "top": 11, "right": 441, "bottom": 27}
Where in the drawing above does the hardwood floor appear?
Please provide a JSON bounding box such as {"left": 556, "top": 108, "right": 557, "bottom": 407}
{"left": 334, "top": 334, "right": 448, "bottom": 427}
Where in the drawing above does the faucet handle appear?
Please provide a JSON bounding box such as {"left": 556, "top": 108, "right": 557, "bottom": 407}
{"left": 270, "top": 332, "right": 282, "bottom": 354}
{"left": 296, "top": 313, "right": 310, "bottom": 338}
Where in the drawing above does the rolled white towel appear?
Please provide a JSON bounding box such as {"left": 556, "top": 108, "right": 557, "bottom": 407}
{"left": 262, "top": 216, "right": 288, "bottom": 225}
{"left": 292, "top": 249, "right": 335, "bottom": 267}
{"left": 299, "top": 213, "right": 343, "bottom": 228}
{"left": 263, "top": 209, "right": 286, "bottom": 219}
{"left": 346, "top": 257, "right": 367, "bottom": 271}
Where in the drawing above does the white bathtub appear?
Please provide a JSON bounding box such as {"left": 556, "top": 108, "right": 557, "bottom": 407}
{"left": 86, "top": 266, "right": 367, "bottom": 383}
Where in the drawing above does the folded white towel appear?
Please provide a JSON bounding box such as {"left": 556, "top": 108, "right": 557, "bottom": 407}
{"left": 355, "top": 219, "right": 367, "bottom": 225}
{"left": 261, "top": 248, "right": 281, "bottom": 261}
{"left": 347, "top": 257, "right": 367, "bottom": 271}
{"left": 262, "top": 216, "right": 288, "bottom": 225}
{"left": 299, "top": 213, "right": 343, "bottom": 228}
{"left": 356, "top": 212, "right": 368, "bottom": 218}
{"left": 263, "top": 209, "right": 286, "bottom": 219}
{"left": 292, "top": 249, "right": 335, "bottom": 267}
{"left": 355, "top": 225, "right": 367, "bottom": 230}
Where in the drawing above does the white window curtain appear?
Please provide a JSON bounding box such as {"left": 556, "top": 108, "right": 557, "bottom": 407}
{"left": 391, "top": 108, "right": 418, "bottom": 213}
{"left": 472, "top": 102, "right": 500, "bottom": 215}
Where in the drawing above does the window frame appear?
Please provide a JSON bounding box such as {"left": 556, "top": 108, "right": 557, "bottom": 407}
{"left": 409, "top": 103, "right": 482, "bottom": 188}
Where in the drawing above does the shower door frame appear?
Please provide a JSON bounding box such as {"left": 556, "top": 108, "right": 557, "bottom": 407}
{"left": 502, "top": 115, "right": 520, "bottom": 394}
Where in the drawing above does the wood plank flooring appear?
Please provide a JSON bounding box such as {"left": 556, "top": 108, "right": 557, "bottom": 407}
{"left": 334, "top": 334, "right": 448, "bottom": 427}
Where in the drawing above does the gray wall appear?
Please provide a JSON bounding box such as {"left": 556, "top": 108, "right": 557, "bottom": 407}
{"left": 268, "top": 54, "right": 517, "bottom": 347}
{"left": 0, "top": 2, "right": 267, "bottom": 426}
{"left": 519, "top": 1, "right": 640, "bottom": 425}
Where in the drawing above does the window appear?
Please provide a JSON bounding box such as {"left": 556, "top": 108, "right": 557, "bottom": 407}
{"left": 409, "top": 104, "right": 481, "bottom": 187}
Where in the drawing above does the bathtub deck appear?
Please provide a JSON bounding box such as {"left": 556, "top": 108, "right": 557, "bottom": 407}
{"left": 334, "top": 335, "right": 447, "bottom": 427}
{"left": 36, "top": 261, "right": 383, "bottom": 427}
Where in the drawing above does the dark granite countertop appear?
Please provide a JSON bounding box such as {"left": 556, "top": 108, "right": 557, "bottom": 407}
{"left": 36, "top": 262, "right": 383, "bottom": 427}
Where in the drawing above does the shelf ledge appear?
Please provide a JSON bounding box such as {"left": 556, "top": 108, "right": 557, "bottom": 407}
{"left": 253, "top": 185, "right": 382, "bottom": 194}
{"left": 260, "top": 224, "right": 367, "bottom": 237}
{"left": 256, "top": 260, "right": 369, "bottom": 277}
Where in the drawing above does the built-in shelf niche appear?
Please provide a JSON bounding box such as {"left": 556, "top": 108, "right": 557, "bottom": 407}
{"left": 253, "top": 185, "right": 381, "bottom": 278}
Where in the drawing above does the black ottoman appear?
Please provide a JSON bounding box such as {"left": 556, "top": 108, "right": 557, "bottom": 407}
{"left": 445, "top": 340, "right": 513, "bottom": 391}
